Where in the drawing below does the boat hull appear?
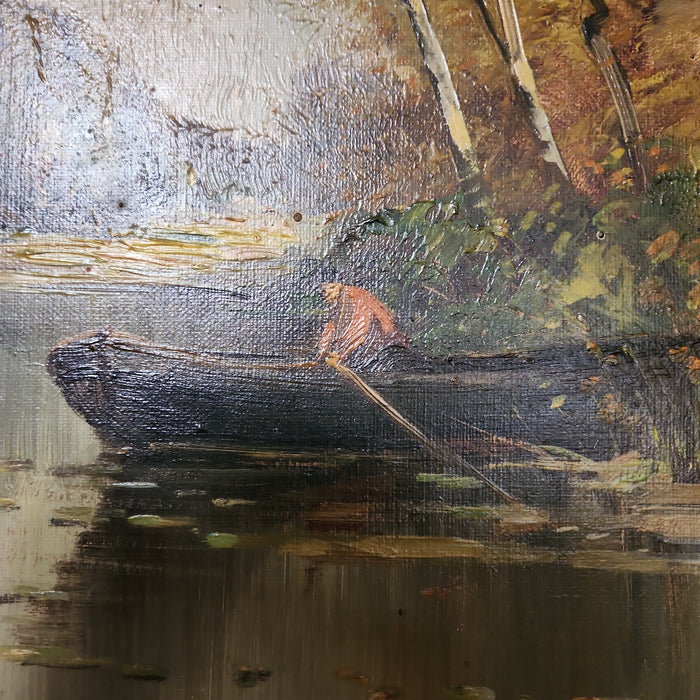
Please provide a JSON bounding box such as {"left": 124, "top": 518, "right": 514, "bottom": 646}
{"left": 46, "top": 330, "right": 685, "bottom": 459}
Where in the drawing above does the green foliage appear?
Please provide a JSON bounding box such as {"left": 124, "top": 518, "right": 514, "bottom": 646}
{"left": 349, "top": 194, "right": 500, "bottom": 284}
{"left": 344, "top": 157, "right": 700, "bottom": 354}
{"left": 647, "top": 167, "right": 700, "bottom": 233}
{"left": 328, "top": 140, "right": 700, "bottom": 357}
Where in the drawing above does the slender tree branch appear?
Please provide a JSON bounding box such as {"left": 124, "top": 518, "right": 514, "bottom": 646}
{"left": 583, "top": 0, "right": 650, "bottom": 194}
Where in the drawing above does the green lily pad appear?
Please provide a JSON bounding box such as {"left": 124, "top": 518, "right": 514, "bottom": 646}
{"left": 2, "top": 646, "right": 102, "bottom": 668}
{"left": 11, "top": 584, "right": 39, "bottom": 596}
{"left": 51, "top": 506, "right": 95, "bottom": 525}
{"left": 1, "top": 648, "right": 41, "bottom": 664}
{"left": 127, "top": 514, "right": 195, "bottom": 529}
{"left": 28, "top": 590, "right": 70, "bottom": 602}
{"left": 206, "top": 532, "right": 239, "bottom": 549}
{"left": 211, "top": 498, "right": 256, "bottom": 508}
{"left": 122, "top": 664, "right": 168, "bottom": 681}
{"left": 416, "top": 474, "right": 484, "bottom": 489}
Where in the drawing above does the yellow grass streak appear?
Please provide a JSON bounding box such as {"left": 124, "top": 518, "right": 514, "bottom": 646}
{"left": 0, "top": 216, "right": 300, "bottom": 288}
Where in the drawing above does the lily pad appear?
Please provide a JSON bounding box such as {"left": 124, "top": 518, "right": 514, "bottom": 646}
{"left": 28, "top": 590, "right": 70, "bottom": 602}
{"left": 122, "top": 664, "right": 168, "bottom": 681}
{"left": 51, "top": 506, "right": 95, "bottom": 526}
{"left": 127, "top": 514, "right": 195, "bottom": 529}
{"left": 206, "top": 532, "right": 239, "bottom": 549}
{"left": 416, "top": 474, "right": 484, "bottom": 489}
{"left": 2, "top": 646, "right": 102, "bottom": 668}
{"left": 211, "top": 498, "right": 256, "bottom": 508}
{"left": 1, "top": 648, "right": 41, "bottom": 663}
{"left": 11, "top": 584, "right": 39, "bottom": 595}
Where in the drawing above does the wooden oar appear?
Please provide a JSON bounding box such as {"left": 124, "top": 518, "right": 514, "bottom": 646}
{"left": 325, "top": 355, "right": 521, "bottom": 505}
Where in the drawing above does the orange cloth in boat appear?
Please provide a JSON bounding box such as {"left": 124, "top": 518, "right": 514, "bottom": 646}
{"left": 319, "top": 285, "right": 409, "bottom": 364}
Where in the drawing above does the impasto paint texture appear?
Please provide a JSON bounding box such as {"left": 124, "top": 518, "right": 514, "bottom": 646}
{"left": 1, "top": 1, "right": 699, "bottom": 699}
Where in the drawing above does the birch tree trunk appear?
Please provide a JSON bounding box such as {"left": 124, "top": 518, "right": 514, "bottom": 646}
{"left": 400, "top": 0, "right": 492, "bottom": 225}
{"left": 496, "top": 0, "right": 569, "bottom": 180}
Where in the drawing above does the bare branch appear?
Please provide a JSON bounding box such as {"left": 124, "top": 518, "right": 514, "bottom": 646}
{"left": 583, "top": 0, "right": 650, "bottom": 194}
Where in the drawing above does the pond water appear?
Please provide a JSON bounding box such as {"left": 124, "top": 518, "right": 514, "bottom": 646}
{"left": 1, "top": 288, "right": 699, "bottom": 700}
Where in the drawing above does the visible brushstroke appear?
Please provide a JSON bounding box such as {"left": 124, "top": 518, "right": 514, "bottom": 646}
{"left": 2, "top": 646, "right": 103, "bottom": 669}
{"left": 127, "top": 514, "right": 195, "bottom": 528}
{"left": 50, "top": 506, "right": 95, "bottom": 526}
{"left": 399, "top": 0, "right": 491, "bottom": 223}
{"left": 583, "top": 0, "right": 650, "bottom": 194}
{"left": 0, "top": 218, "right": 299, "bottom": 288}
{"left": 0, "top": 459, "right": 33, "bottom": 474}
{"left": 317, "top": 283, "right": 410, "bottom": 367}
{"left": 326, "top": 354, "right": 519, "bottom": 504}
{"left": 494, "top": 0, "right": 569, "bottom": 179}
{"left": 472, "top": 0, "right": 509, "bottom": 62}
{"left": 415, "top": 473, "right": 484, "bottom": 488}
{"left": 121, "top": 665, "right": 168, "bottom": 682}
{"left": 232, "top": 666, "right": 272, "bottom": 688}
{"left": 24, "top": 14, "right": 47, "bottom": 84}
{"left": 205, "top": 532, "right": 239, "bottom": 548}
{"left": 167, "top": 114, "right": 243, "bottom": 137}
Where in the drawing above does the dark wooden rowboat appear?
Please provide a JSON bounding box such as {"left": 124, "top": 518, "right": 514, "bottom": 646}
{"left": 46, "top": 329, "right": 691, "bottom": 460}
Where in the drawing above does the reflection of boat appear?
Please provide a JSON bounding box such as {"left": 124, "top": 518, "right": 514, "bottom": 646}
{"left": 47, "top": 330, "right": 679, "bottom": 459}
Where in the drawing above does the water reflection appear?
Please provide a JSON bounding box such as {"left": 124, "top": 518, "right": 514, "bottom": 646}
{"left": 1, "top": 451, "right": 698, "bottom": 700}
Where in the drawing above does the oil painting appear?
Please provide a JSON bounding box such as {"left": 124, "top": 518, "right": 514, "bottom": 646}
{"left": 1, "top": 0, "right": 699, "bottom": 698}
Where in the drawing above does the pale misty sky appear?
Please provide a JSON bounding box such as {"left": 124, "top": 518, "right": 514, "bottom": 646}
{"left": 1, "top": 0, "right": 443, "bottom": 233}
{"left": 42, "top": 0, "right": 365, "bottom": 135}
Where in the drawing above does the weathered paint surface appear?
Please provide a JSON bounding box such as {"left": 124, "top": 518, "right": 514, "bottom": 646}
{"left": 1, "top": 1, "right": 699, "bottom": 699}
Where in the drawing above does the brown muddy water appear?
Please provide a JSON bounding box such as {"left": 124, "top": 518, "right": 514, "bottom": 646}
{"left": 1, "top": 288, "right": 699, "bottom": 700}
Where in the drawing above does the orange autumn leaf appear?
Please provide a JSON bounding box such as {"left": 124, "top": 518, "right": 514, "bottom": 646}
{"left": 687, "top": 357, "right": 700, "bottom": 371}
{"left": 688, "top": 283, "right": 700, "bottom": 310}
{"left": 610, "top": 168, "right": 631, "bottom": 184}
{"left": 647, "top": 229, "right": 680, "bottom": 263}
{"left": 679, "top": 238, "right": 700, "bottom": 261}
